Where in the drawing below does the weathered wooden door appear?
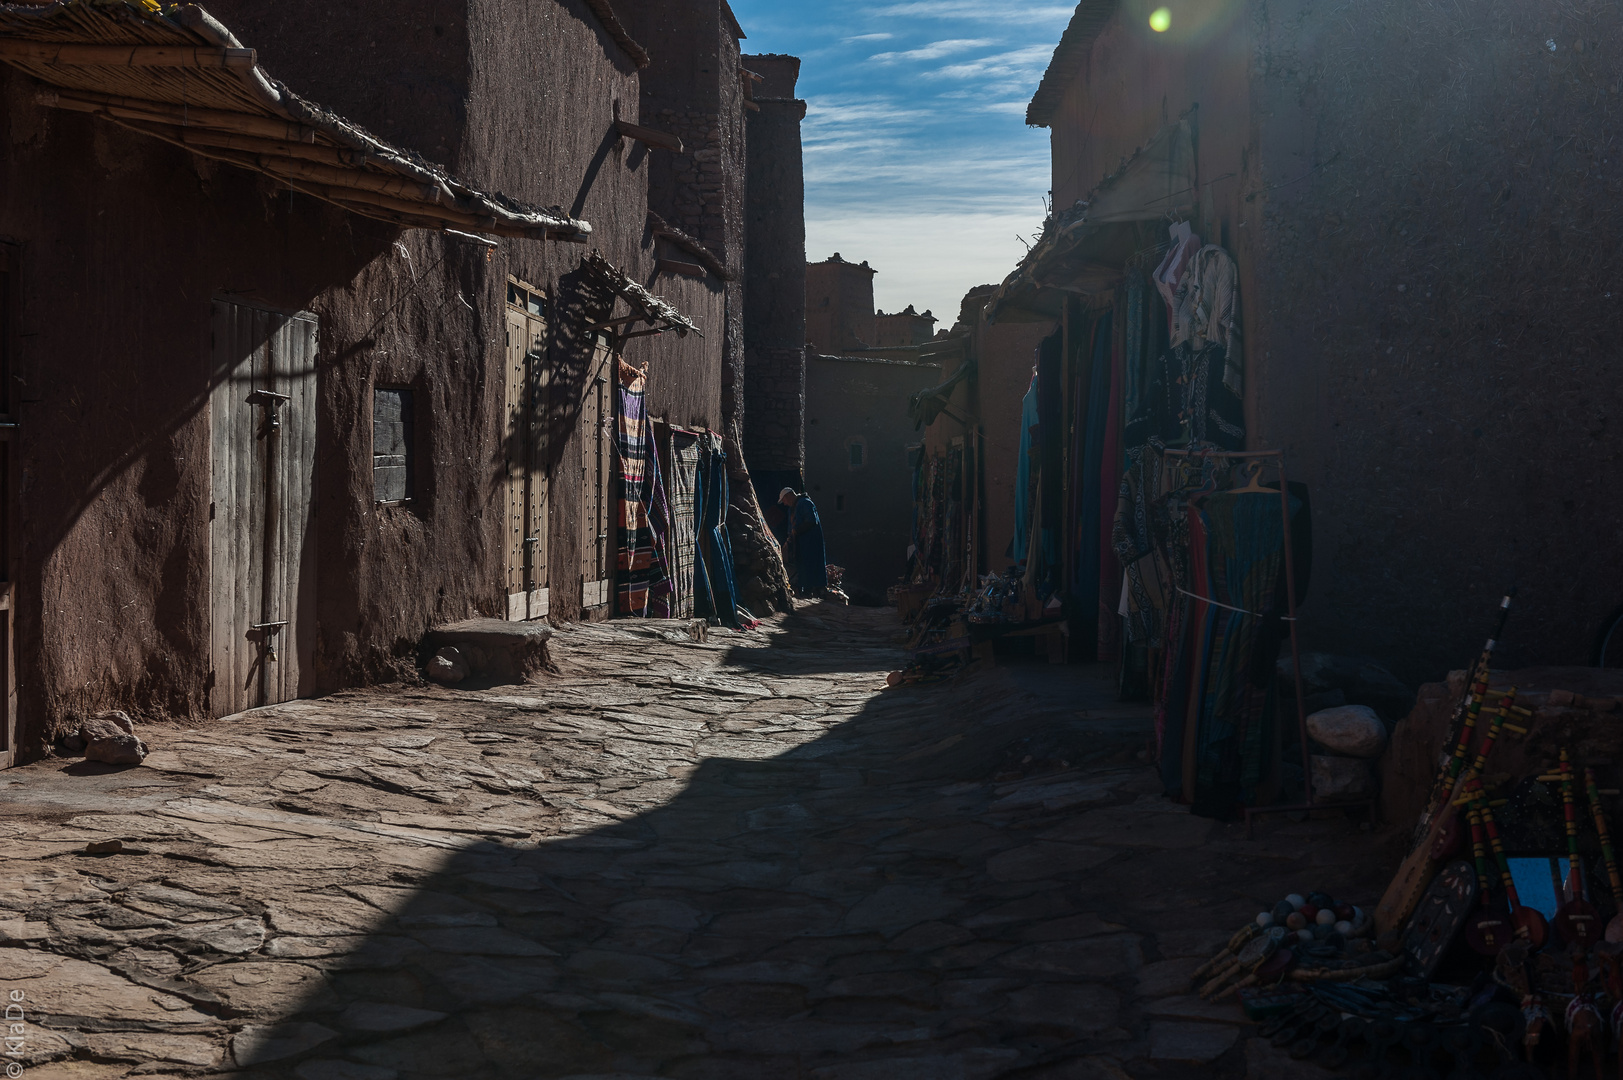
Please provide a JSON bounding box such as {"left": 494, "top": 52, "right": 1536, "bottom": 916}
{"left": 208, "top": 300, "right": 318, "bottom": 718}
{"left": 504, "top": 281, "right": 550, "bottom": 621}
{"left": 580, "top": 335, "right": 614, "bottom": 610}
{"left": 0, "top": 245, "right": 16, "bottom": 768}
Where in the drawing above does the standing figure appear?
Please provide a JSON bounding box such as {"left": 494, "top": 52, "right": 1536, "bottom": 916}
{"left": 777, "top": 488, "right": 828, "bottom": 598}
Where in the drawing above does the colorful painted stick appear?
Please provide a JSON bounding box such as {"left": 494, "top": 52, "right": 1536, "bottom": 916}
{"left": 1480, "top": 796, "right": 1549, "bottom": 948}
{"left": 1585, "top": 767, "right": 1623, "bottom": 944}
{"left": 1556, "top": 750, "right": 1601, "bottom": 947}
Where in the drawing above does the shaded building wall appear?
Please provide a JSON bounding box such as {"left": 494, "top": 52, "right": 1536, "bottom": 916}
{"left": 1041, "top": 0, "right": 1623, "bottom": 680}
{"left": 806, "top": 356, "right": 942, "bottom": 603}
{"left": 874, "top": 310, "right": 938, "bottom": 348}
{"left": 742, "top": 53, "right": 808, "bottom": 480}
{"left": 619, "top": 0, "right": 747, "bottom": 429}
{"left": 0, "top": 0, "right": 697, "bottom": 754}
{"left": 805, "top": 258, "right": 877, "bottom": 353}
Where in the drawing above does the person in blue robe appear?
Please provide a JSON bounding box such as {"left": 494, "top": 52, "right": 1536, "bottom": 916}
{"left": 777, "top": 487, "right": 828, "bottom": 597}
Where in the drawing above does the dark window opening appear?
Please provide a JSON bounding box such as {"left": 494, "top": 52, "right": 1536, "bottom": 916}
{"left": 373, "top": 387, "right": 415, "bottom": 503}
{"left": 507, "top": 281, "right": 547, "bottom": 320}
{"left": 848, "top": 440, "right": 865, "bottom": 468}
{"left": 835, "top": 493, "right": 845, "bottom": 512}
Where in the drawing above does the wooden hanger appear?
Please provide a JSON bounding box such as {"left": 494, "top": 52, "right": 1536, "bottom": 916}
{"left": 1232, "top": 460, "right": 1274, "bottom": 495}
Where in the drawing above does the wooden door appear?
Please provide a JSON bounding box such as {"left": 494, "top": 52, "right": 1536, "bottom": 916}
{"left": 0, "top": 245, "right": 15, "bottom": 768}
{"left": 580, "top": 336, "right": 614, "bottom": 609}
{"left": 208, "top": 300, "right": 318, "bottom": 718}
{"left": 503, "top": 290, "right": 550, "bottom": 621}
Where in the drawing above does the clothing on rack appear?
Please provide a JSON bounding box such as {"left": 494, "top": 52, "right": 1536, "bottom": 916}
{"left": 1169, "top": 245, "right": 1242, "bottom": 396}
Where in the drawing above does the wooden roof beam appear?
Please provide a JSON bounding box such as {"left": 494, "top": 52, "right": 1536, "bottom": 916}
{"left": 614, "top": 119, "right": 682, "bottom": 153}
{"left": 0, "top": 41, "right": 256, "bottom": 69}
{"left": 37, "top": 87, "right": 319, "bottom": 143}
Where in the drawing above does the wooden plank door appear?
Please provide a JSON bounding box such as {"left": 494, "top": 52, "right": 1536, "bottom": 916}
{"left": 580, "top": 336, "right": 614, "bottom": 610}
{"left": 503, "top": 295, "right": 550, "bottom": 621}
{"left": 209, "top": 300, "right": 319, "bottom": 718}
{"left": 0, "top": 245, "right": 15, "bottom": 768}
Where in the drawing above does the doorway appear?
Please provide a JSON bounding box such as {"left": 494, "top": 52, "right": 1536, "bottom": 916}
{"left": 208, "top": 299, "right": 319, "bottom": 717}
{"left": 504, "top": 280, "right": 550, "bottom": 621}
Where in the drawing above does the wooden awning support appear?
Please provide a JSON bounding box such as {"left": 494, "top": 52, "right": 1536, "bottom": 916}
{"left": 614, "top": 119, "right": 682, "bottom": 153}
{"left": 2, "top": 0, "right": 591, "bottom": 242}
{"left": 581, "top": 251, "right": 702, "bottom": 349}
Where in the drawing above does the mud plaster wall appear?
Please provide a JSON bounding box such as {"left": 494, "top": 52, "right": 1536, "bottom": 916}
{"left": 0, "top": 0, "right": 724, "bottom": 753}
{"left": 806, "top": 357, "right": 942, "bottom": 602}
{"left": 1250, "top": 0, "right": 1623, "bottom": 681}
{"left": 806, "top": 261, "right": 877, "bottom": 354}
{"left": 964, "top": 319, "right": 1058, "bottom": 574}
{"left": 743, "top": 54, "right": 808, "bottom": 476}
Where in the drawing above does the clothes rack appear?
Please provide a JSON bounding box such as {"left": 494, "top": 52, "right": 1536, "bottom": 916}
{"left": 1159, "top": 447, "right": 1375, "bottom": 836}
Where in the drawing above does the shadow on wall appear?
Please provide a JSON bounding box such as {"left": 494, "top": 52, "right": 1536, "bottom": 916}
{"left": 215, "top": 614, "right": 1157, "bottom": 1077}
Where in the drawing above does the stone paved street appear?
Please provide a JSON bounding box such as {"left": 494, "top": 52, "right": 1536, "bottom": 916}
{"left": 0, "top": 605, "right": 1383, "bottom": 1080}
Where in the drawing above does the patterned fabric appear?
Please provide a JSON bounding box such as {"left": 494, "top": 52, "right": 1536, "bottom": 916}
{"left": 1112, "top": 444, "right": 1173, "bottom": 644}
{"left": 614, "top": 361, "right": 654, "bottom": 616}
{"left": 695, "top": 433, "right": 741, "bottom": 628}
{"left": 666, "top": 430, "right": 701, "bottom": 620}
{"left": 644, "top": 428, "right": 674, "bottom": 619}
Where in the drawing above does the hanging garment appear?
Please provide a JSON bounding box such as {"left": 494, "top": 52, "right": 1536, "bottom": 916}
{"left": 1153, "top": 223, "right": 1200, "bottom": 310}
{"left": 1036, "top": 330, "right": 1064, "bottom": 579}
{"left": 788, "top": 495, "right": 828, "bottom": 595}
{"left": 645, "top": 428, "right": 674, "bottom": 619}
{"left": 1170, "top": 245, "right": 1242, "bottom": 395}
{"left": 1112, "top": 444, "right": 1175, "bottom": 644}
{"left": 1098, "top": 297, "right": 1126, "bottom": 660}
{"left": 667, "top": 430, "right": 702, "bottom": 619}
{"left": 1182, "top": 342, "right": 1246, "bottom": 450}
{"left": 1011, "top": 370, "right": 1041, "bottom": 563}
{"left": 1074, "top": 314, "right": 1113, "bottom": 650}
{"left": 614, "top": 361, "right": 655, "bottom": 617}
{"left": 696, "top": 434, "right": 741, "bottom": 628}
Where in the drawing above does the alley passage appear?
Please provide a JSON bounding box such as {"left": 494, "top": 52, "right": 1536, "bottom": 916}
{"left": 0, "top": 606, "right": 1381, "bottom": 1079}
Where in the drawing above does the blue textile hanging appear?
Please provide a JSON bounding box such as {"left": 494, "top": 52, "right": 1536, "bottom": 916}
{"left": 1011, "top": 370, "right": 1040, "bottom": 563}
{"left": 1074, "top": 314, "right": 1113, "bottom": 637}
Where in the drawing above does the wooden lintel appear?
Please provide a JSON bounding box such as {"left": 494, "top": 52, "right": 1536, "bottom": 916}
{"left": 0, "top": 41, "right": 256, "bottom": 69}
{"left": 742, "top": 100, "right": 760, "bottom": 113}
{"left": 655, "top": 258, "right": 708, "bottom": 279}
{"left": 614, "top": 119, "right": 683, "bottom": 153}
{"left": 619, "top": 327, "right": 669, "bottom": 340}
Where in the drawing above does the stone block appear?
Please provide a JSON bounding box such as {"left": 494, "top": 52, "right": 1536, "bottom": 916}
{"left": 421, "top": 618, "right": 553, "bottom": 684}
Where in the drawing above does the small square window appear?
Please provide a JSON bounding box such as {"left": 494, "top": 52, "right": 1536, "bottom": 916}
{"left": 847, "top": 440, "right": 866, "bottom": 469}
{"left": 373, "top": 388, "right": 414, "bottom": 503}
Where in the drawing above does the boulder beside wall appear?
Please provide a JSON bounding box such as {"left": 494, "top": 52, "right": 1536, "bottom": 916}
{"left": 1378, "top": 666, "right": 1623, "bottom": 832}
{"left": 1307, "top": 705, "right": 1388, "bottom": 758}
{"left": 1312, "top": 755, "right": 1374, "bottom": 800}
{"left": 79, "top": 710, "right": 148, "bottom": 765}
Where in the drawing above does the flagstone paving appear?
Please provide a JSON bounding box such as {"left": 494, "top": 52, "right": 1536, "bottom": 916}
{"left": 0, "top": 603, "right": 1383, "bottom": 1079}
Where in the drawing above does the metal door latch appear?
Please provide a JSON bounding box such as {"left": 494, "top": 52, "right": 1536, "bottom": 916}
{"left": 252, "top": 620, "right": 288, "bottom": 662}
{"left": 247, "top": 389, "right": 291, "bottom": 431}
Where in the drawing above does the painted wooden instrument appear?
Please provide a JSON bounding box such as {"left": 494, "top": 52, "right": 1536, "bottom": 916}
{"left": 1556, "top": 750, "right": 1601, "bottom": 948}
{"left": 1413, "top": 590, "right": 1515, "bottom": 841}
{"left": 1584, "top": 766, "right": 1623, "bottom": 945}
{"left": 1481, "top": 796, "right": 1549, "bottom": 948}
{"left": 1463, "top": 797, "right": 1514, "bottom": 955}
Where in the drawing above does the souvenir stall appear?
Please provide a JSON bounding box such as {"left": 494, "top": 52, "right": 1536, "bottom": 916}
{"left": 1188, "top": 598, "right": 1623, "bottom": 1078}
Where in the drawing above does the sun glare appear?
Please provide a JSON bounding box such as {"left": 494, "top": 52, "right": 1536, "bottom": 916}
{"left": 1149, "top": 7, "right": 1172, "bottom": 32}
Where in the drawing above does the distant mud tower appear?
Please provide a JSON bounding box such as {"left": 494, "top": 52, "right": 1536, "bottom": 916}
{"left": 743, "top": 53, "right": 808, "bottom": 482}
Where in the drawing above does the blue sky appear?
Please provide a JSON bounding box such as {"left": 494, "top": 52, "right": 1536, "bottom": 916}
{"left": 728, "top": 1, "right": 1075, "bottom": 327}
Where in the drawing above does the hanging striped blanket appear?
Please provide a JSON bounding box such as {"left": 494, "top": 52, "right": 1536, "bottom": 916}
{"left": 665, "top": 430, "right": 702, "bottom": 619}
{"left": 645, "top": 427, "right": 674, "bottom": 619}
{"left": 615, "top": 361, "right": 654, "bottom": 615}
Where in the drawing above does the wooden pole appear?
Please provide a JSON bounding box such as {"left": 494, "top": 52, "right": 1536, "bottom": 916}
{"left": 0, "top": 42, "right": 257, "bottom": 69}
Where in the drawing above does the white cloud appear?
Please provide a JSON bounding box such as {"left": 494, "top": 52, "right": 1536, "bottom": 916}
{"left": 926, "top": 43, "right": 1055, "bottom": 81}
{"left": 874, "top": 1, "right": 1075, "bottom": 22}
{"left": 806, "top": 207, "right": 1045, "bottom": 325}
{"left": 843, "top": 32, "right": 894, "bottom": 43}
{"left": 870, "top": 38, "right": 995, "bottom": 63}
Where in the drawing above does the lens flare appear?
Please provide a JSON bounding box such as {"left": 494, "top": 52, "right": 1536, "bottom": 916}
{"left": 1149, "top": 7, "right": 1172, "bottom": 32}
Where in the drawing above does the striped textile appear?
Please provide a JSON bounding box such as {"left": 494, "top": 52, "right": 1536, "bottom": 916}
{"left": 645, "top": 427, "right": 674, "bottom": 619}
{"left": 665, "top": 430, "right": 702, "bottom": 619}
{"left": 614, "top": 361, "right": 654, "bottom": 616}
